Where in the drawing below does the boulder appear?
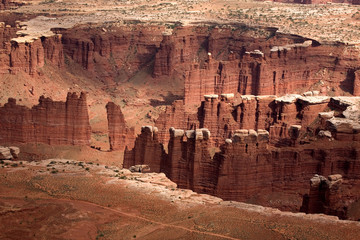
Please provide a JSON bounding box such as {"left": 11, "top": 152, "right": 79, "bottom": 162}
{"left": 0, "top": 147, "right": 12, "bottom": 160}
{"left": 9, "top": 146, "right": 20, "bottom": 158}
{"left": 318, "top": 130, "right": 332, "bottom": 138}
{"left": 129, "top": 165, "right": 151, "bottom": 173}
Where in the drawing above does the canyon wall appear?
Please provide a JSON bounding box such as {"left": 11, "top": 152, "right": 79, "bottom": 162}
{"left": 0, "top": 22, "right": 64, "bottom": 74}
{"left": 59, "top": 25, "right": 165, "bottom": 84}
{"left": 106, "top": 102, "right": 135, "bottom": 151}
{"left": 301, "top": 174, "right": 360, "bottom": 219}
{"left": 0, "top": 92, "right": 91, "bottom": 145}
{"left": 127, "top": 96, "right": 360, "bottom": 218}
{"left": 1, "top": 23, "right": 360, "bottom": 101}
{"left": 0, "top": 0, "right": 13, "bottom": 10}
{"left": 153, "top": 26, "right": 360, "bottom": 105}
{"left": 123, "top": 126, "right": 165, "bottom": 172}
{"left": 156, "top": 93, "right": 331, "bottom": 147}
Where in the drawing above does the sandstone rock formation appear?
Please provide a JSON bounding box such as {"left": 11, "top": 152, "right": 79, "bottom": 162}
{"left": 126, "top": 93, "right": 360, "bottom": 217}
{"left": 124, "top": 123, "right": 360, "bottom": 214}
{"left": 123, "top": 126, "right": 165, "bottom": 172}
{"left": 129, "top": 164, "right": 151, "bottom": 173}
{"left": 0, "top": 0, "right": 12, "bottom": 10}
{"left": 0, "top": 92, "right": 91, "bottom": 145}
{"left": 59, "top": 25, "right": 164, "bottom": 84}
{"left": 125, "top": 124, "right": 360, "bottom": 217}
{"left": 164, "top": 128, "right": 217, "bottom": 194}
{"left": 1, "top": 23, "right": 360, "bottom": 100}
{"left": 106, "top": 102, "right": 135, "bottom": 151}
{"left": 156, "top": 94, "right": 334, "bottom": 147}
{"left": 9, "top": 146, "right": 19, "bottom": 158}
{"left": 301, "top": 174, "right": 360, "bottom": 220}
{"left": 153, "top": 26, "right": 360, "bottom": 105}
{"left": 0, "top": 21, "right": 64, "bottom": 75}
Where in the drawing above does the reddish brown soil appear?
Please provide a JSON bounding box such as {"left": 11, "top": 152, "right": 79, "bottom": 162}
{"left": 0, "top": 159, "right": 360, "bottom": 240}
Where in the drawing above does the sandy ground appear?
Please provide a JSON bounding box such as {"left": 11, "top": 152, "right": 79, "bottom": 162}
{"left": 1, "top": 158, "right": 360, "bottom": 239}
{"left": 6, "top": 0, "right": 360, "bottom": 44}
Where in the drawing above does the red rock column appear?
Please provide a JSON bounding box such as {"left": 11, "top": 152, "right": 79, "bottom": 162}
{"left": 236, "top": 95, "right": 257, "bottom": 129}
{"left": 184, "top": 128, "right": 216, "bottom": 194}
{"left": 106, "top": 102, "right": 135, "bottom": 151}
{"left": 65, "top": 92, "right": 91, "bottom": 145}
{"left": 165, "top": 128, "right": 185, "bottom": 184}
{"left": 353, "top": 70, "right": 360, "bottom": 96}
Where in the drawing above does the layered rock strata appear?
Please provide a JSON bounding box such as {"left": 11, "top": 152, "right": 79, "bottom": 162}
{"left": 1, "top": 23, "right": 360, "bottom": 99}
{"left": 0, "top": 92, "right": 91, "bottom": 145}
{"left": 301, "top": 174, "right": 360, "bottom": 220}
{"left": 156, "top": 93, "right": 334, "bottom": 146}
{"left": 125, "top": 125, "right": 360, "bottom": 218}
{"left": 59, "top": 25, "right": 165, "bottom": 84}
{"left": 154, "top": 26, "right": 360, "bottom": 104}
{"left": 106, "top": 102, "right": 135, "bottom": 151}
{"left": 127, "top": 96, "right": 360, "bottom": 217}
{"left": 0, "top": 22, "right": 64, "bottom": 74}
{"left": 123, "top": 126, "right": 165, "bottom": 172}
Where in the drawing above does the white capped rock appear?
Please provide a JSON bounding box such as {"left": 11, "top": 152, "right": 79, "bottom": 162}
{"left": 185, "top": 130, "right": 195, "bottom": 139}
{"left": 328, "top": 174, "right": 342, "bottom": 182}
{"left": 319, "top": 111, "right": 334, "bottom": 119}
{"left": 204, "top": 94, "right": 219, "bottom": 100}
{"left": 169, "top": 127, "right": 184, "bottom": 138}
{"left": 318, "top": 130, "right": 332, "bottom": 138}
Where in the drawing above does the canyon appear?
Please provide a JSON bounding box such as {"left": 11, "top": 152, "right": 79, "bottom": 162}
{"left": 1, "top": 0, "right": 360, "bottom": 236}
{"left": 1, "top": 18, "right": 360, "bottom": 219}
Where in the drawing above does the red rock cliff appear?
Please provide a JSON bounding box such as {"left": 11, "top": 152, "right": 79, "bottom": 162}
{"left": 152, "top": 26, "right": 360, "bottom": 105}
{"left": 0, "top": 92, "right": 91, "bottom": 145}
{"left": 0, "top": 21, "right": 64, "bottom": 75}
{"left": 123, "top": 126, "right": 165, "bottom": 172}
{"left": 156, "top": 93, "right": 331, "bottom": 147}
{"left": 301, "top": 174, "right": 360, "bottom": 220}
{"left": 131, "top": 96, "right": 360, "bottom": 217}
{"left": 125, "top": 125, "right": 360, "bottom": 216}
{"left": 60, "top": 25, "right": 164, "bottom": 84}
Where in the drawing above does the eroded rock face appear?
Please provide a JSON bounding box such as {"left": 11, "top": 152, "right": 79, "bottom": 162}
{"left": 0, "top": 22, "right": 64, "bottom": 74}
{"left": 106, "top": 102, "right": 135, "bottom": 151}
{"left": 164, "top": 128, "right": 217, "bottom": 194}
{"left": 123, "top": 126, "right": 165, "bottom": 172}
{"left": 1, "top": 23, "right": 360, "bottom": 101}
{"left": 152, "top": 26, "right": 360, "bottom": 105}
{"left": 0, "top": 0, "right": 15, "bottom": 10}
{"left": 0, "top": 92, "right": 91, "bottom": 145}
{"left": 301, "top": 174, "right": 360, "bottom": 220}
{"left": 156, "top": 94, "right": 335, "bottom": 147}
{"left": 0, "top": 146, "right": 12, "bottom": 160}
{"left": 60, "top": 25, "right": 165, "bottom": 84}
{"left": 128, "top": 96, "right": 360, "bottom": 216}
{"left": 124, "top": 125, "right": 360, "bottom": 216}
